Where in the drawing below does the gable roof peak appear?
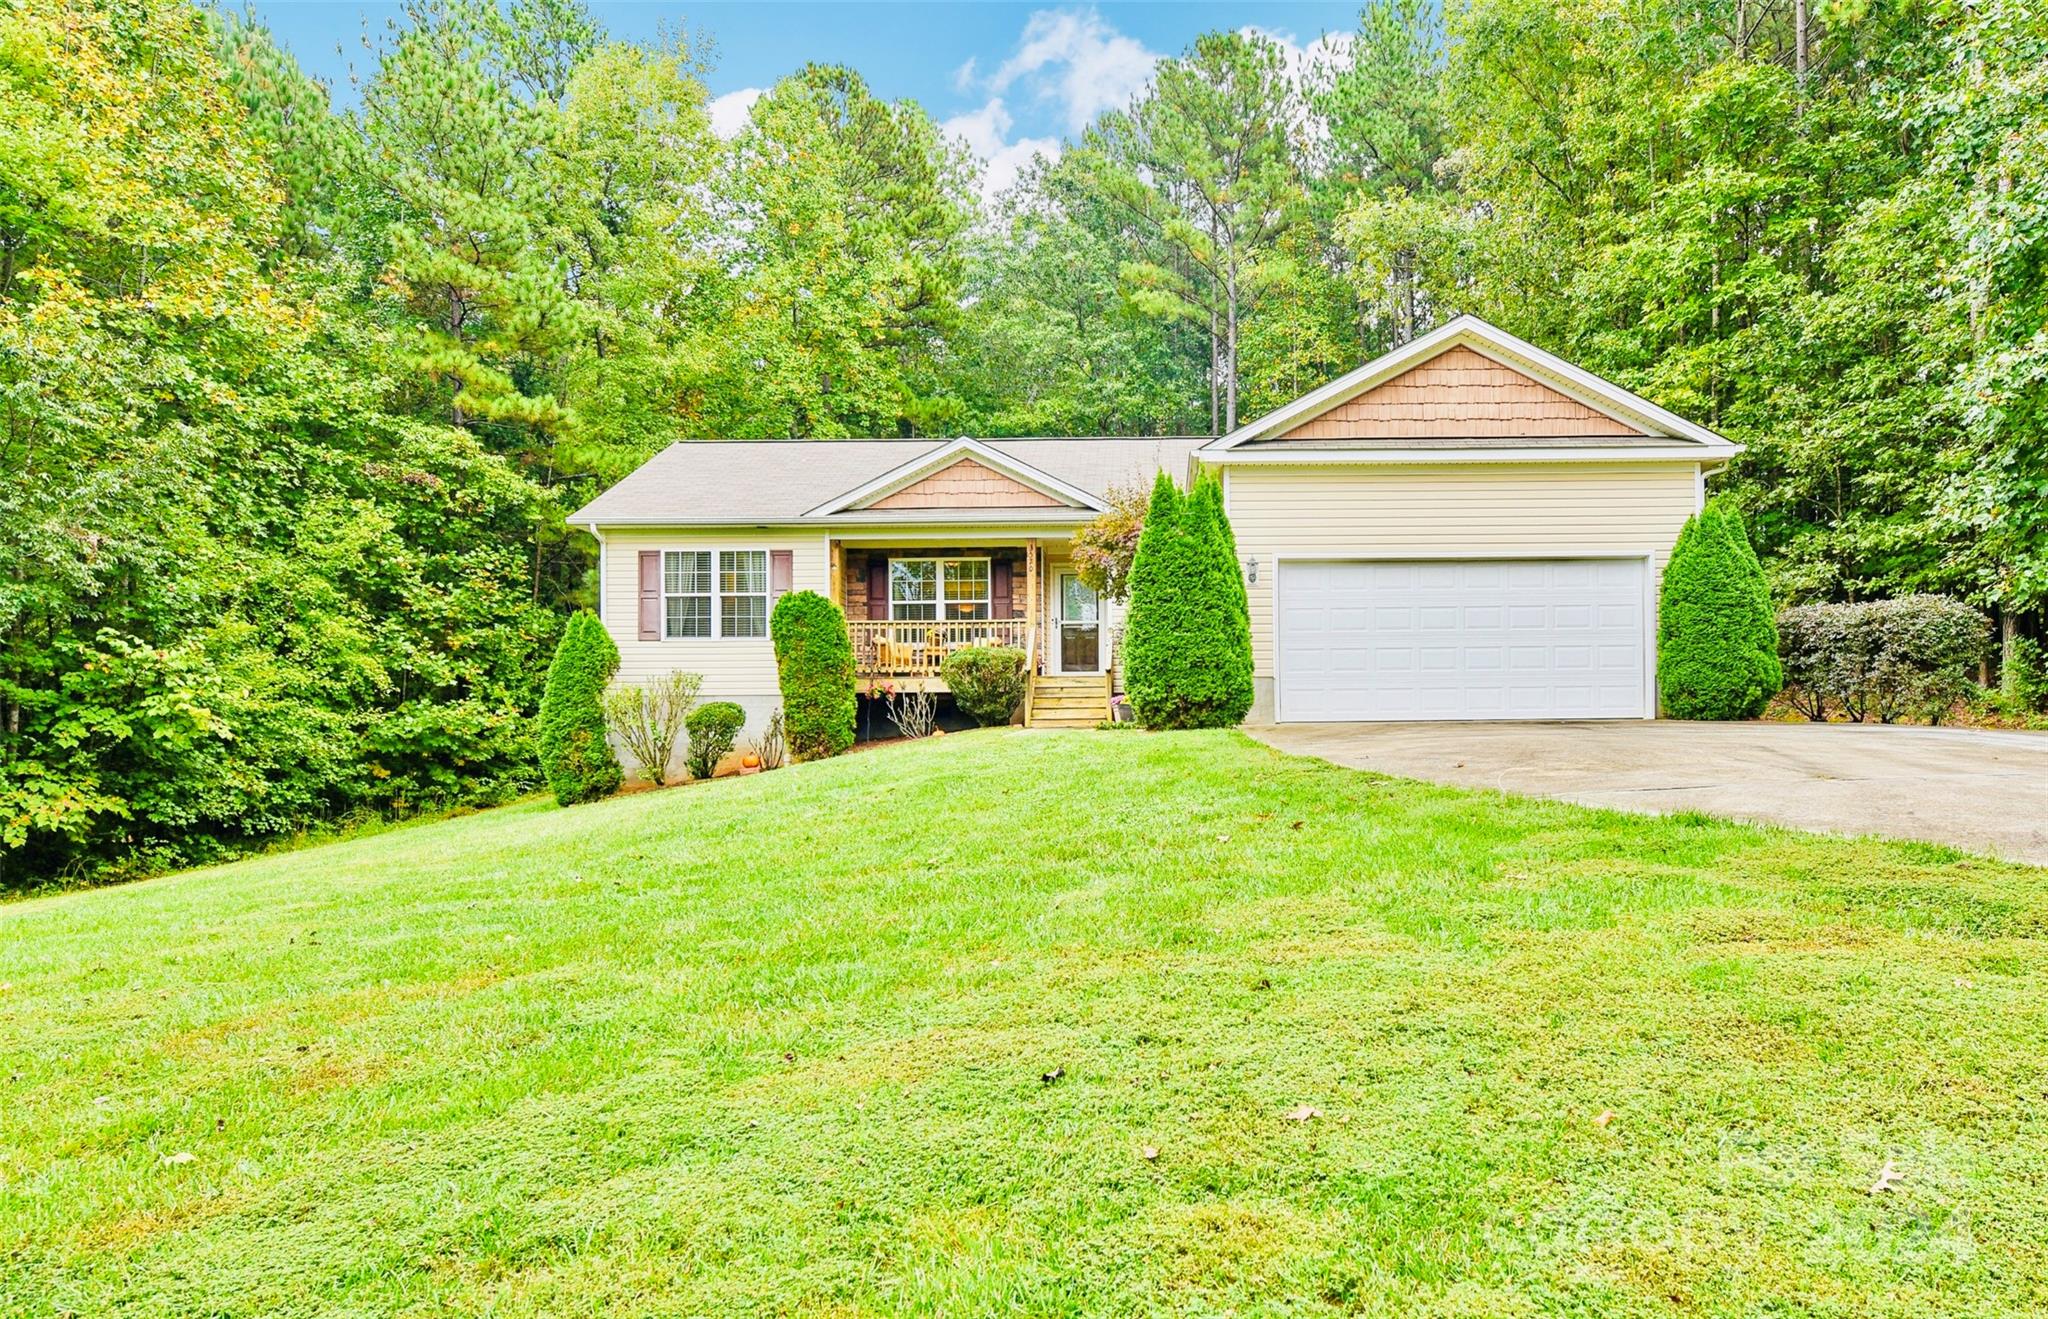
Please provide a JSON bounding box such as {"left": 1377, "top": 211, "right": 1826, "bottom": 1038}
{"left": 803, "top": 436, "right": 1110, "bottom": 517}
{"left": 1201, "top": 315, "right": 1736, "bottom": 454}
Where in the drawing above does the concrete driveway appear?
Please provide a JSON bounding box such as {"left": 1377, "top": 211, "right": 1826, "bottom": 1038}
{"left": 1248, "top": 720, "right": 2048, "bottom": 865}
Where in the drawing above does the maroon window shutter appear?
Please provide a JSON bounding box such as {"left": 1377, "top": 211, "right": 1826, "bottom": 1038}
{"left": 638, "top": 551, "right": 661, "bottom": 640}
{"left": 867, "top": 556, "right": 888, "bottom": 621}
{"left": 991, "top": 558, "right": 1013, "bottom": 619}
{"left": 770, "top": 549, "right": 793, "bottom": 604}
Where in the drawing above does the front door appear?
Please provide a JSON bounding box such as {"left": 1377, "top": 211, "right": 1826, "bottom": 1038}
{"left": 1054, "top": 572, "right": 1102, "bottom": 673}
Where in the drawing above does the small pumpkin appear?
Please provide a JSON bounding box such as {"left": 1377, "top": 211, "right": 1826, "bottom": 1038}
{"left": 740, "top": 751, "right": 761, "bottom": 769}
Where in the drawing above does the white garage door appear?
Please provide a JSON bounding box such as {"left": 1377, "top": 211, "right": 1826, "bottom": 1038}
{"left": 1277, "top": 559, "right": 1649, "bottom": 722}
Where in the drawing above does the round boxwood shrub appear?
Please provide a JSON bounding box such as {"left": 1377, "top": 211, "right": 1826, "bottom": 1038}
{"left": 536, "top": 609, "right": 623, "bottom": 805}
{"left": 1122, "top": 471, "right": 1254, "bottom": 729}
{"left": 1658, "top": 501, "right": 1782, "bottom": 720}
{"left": 940, "top": 645, "right": 1028, "bottom": 725}
{"left": 770, "top": 590, "right": 855, "bottom": 760}
{"left": 684, "top": 701, "right": 746, "bottom": 779}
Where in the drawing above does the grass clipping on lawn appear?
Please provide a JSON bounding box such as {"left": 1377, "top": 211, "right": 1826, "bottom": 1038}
{"left": 4, "top": 731, "right": 2045, "bottom": 1316}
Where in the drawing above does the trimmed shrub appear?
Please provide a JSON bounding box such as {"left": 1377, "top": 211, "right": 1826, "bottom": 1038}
{"left": 1180, "top": 474, "right": 1255, "bottom": 723}
{"left": 771, "top": 590, "right": 856, "bottom": 760}
{"left": 1779, "top": 595, "right": 1990, "bottom": 723}
{"left": 536, "top": 610, "right": 623, "bottom": 805}
{"left": 1122, "top": 470, "right": 1187, "bottom": 725}
{"left": 684, "top": 701, "right": 746, "bottom": 779}
{"left": 1776, "top": 603, "right": 1852, "bottom": 721}
{"left": 1658, "top": 502, "right": 1781, "bottom": 719}
{"left": 1122, "top": 471, "right": 1254, "bottom": 729}
{"left": 940, "top": 645, "right": 1028, "bottom": 726}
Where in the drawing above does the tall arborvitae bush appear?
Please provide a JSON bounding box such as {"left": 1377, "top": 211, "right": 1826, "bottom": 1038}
{"left": 1658, "top": 501, "right": 1782, "bottom": 719}
{"left": 1123, "top": 471, "right": 1254, "bottom": 728}
{"left": 537, "top": 610, "right": 623, "bottom": 804}
{"left": 771, "top": 590, "right": 856, "bottom": 760}
{"left": 1181, "top": 474, "right": 1255, "bottom": 723}
{"left": 1122, "top": 471, "right": 1188, "bottom": 724}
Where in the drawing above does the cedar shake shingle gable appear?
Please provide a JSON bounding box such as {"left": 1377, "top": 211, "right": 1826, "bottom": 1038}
{"left": 1273, "top": 345, "right": 1646, "bottom": 441}
{"left": 1203, "top": 314, "right": 1738, "bottom": 458}
{"left": 866, "top": 457, "right": 1067, "bottom": 509}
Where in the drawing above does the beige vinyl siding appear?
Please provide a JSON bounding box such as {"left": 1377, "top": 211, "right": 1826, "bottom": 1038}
{"left": 1222, "top": 462, "right": 1700, "bottom": 678}
{"left": 599, "top": 529, "right": 827, "bottom": 732}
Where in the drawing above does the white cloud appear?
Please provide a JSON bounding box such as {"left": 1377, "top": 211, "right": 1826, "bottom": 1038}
{"left": 942, "top": 98, "right": 1061, "bottom": 204}
{"left": 707, "top": 87, "right": 763, "bottom": 139}
{"left": 950, "top": 56, "right": 978, "bottom": 93}
{"left": 987, "top": 8, "right": 1160, "bottom": 133}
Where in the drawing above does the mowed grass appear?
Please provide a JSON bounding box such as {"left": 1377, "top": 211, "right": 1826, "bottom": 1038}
{"left": 4, "top": 732, "right": 2047, "bottom": 1317}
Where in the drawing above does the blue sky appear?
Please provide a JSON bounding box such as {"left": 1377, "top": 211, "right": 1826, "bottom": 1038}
{"left": 248, "top": 2, "right": 1362, "bottom": 195}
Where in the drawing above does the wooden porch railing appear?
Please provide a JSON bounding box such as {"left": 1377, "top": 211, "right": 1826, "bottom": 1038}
{"left": 849, "top": 618, "right": 1031, "bottom": 678}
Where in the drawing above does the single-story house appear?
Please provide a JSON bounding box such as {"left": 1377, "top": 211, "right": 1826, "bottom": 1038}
{"left": 571, "top": 315, "right": 1738, "bottom": 733}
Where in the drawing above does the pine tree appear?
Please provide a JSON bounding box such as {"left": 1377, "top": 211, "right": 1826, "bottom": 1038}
{"left": 1658, "top": 502, "right": 1781, "bottom": 720}
{"left": 537, "top": 610, "right": 622, "bottom": 803}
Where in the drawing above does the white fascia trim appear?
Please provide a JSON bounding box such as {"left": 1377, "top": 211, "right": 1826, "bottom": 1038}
{"left": 1199, "top": 314, "right": 1736, "bottom": 453}
{"left": 1201, "top": 445, "right": 1740, "bottom": 466}
{"left": 803, "top": 437, "right": 1108, "bottom": 517}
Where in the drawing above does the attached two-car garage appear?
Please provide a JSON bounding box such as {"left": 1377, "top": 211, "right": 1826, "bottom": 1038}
{"left": 1274, "top": 558, "right": 1652, "bottom": 722}
{"left": 1200, "top": 316, "right": 1740, "bottom": 724}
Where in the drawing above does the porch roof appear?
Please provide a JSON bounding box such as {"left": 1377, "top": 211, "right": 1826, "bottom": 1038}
{"left": 572, "top": 437, "right": 1206, "bottom": 527}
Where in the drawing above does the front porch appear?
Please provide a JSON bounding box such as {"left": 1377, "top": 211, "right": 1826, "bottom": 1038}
{"left": 829, "top": 539, "right": 1114, "bottom": 721}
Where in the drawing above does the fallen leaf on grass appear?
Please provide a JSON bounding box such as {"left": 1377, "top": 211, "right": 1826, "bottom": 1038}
{"left": 161, "top": 1152, "right": 195, "bottom": 1166}
{"left": 1869, "top": 1160, "right": 1902, "bottom": 1195}
{"left": 1285, "top": 1104, "right": 1322, "bottom": 1122}
{"left": 1140, "top": 1145, "right": 1159, "bottom": 1161}
{"left": 1041, "top": 1066, "right": 1064, "bottom": 1085}
{"left": 1594, "top": 1110, "right": 1615, "bottom": 1128}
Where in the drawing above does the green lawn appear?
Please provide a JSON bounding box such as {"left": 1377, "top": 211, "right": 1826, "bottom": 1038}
{"left": 5, "top": 731, "right": 2046, "bottom": 1317}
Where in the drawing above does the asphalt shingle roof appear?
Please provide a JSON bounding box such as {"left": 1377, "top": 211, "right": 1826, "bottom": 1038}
{"left": 571, "top": 437, "right": 1209, "bottom": 526}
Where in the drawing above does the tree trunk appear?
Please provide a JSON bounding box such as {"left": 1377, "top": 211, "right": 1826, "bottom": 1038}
{"left": 2001, "top": 610, "right": 2023, "bottom": 696}
{"left": 1224, "top": 261, "right": 1239, "bottom": 432}
{"left": 1794, "top": 0, "right": 1809, "bottom": 90}
{"left": 1208, "top": 307, "right": 1220, "bottom": 436}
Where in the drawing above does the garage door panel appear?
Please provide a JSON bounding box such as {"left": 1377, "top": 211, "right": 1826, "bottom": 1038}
{"left": 1278, "top": 558, "right": 1648, "bottom": 722}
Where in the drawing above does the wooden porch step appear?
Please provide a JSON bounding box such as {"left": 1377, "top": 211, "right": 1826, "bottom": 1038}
{"left": 1026, "top": 673, "right": 1112, "bottom": 729}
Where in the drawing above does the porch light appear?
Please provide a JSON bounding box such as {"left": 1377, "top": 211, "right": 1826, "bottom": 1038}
{"left": 1244, "top": 556, "right": 1258, "bottom": 585}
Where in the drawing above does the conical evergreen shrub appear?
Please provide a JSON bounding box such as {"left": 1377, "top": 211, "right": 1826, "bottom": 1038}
{"left": 537, "top": 610, "right": 623, "bottom": 804}
{"left": 1658, "top": 500, "right": 1782, "bottom": 719}
{"left": 1122, "top": 471, "right": 1188, "bottom": 725}
{"left": 1123, "top": 471, "right": 1254, "bottom": 728}
{"left": 1722, "top": 501, "right": 1780, "bottom": 669}
{"left": 771, "top": 590, "right": 856, "bottom": 760}
{"left": 1179, "top": 474, "right": 1254, "bottom": 725}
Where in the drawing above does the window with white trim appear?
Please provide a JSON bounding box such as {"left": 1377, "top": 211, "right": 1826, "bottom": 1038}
{"left": 662, "top": 550, "right": 712, "bottom": 638}
{"left": 890, "top": 557, "right": 990, "bottom": 622}
{"left": 719, "top": 549, "right": 770, "bottom": 638}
